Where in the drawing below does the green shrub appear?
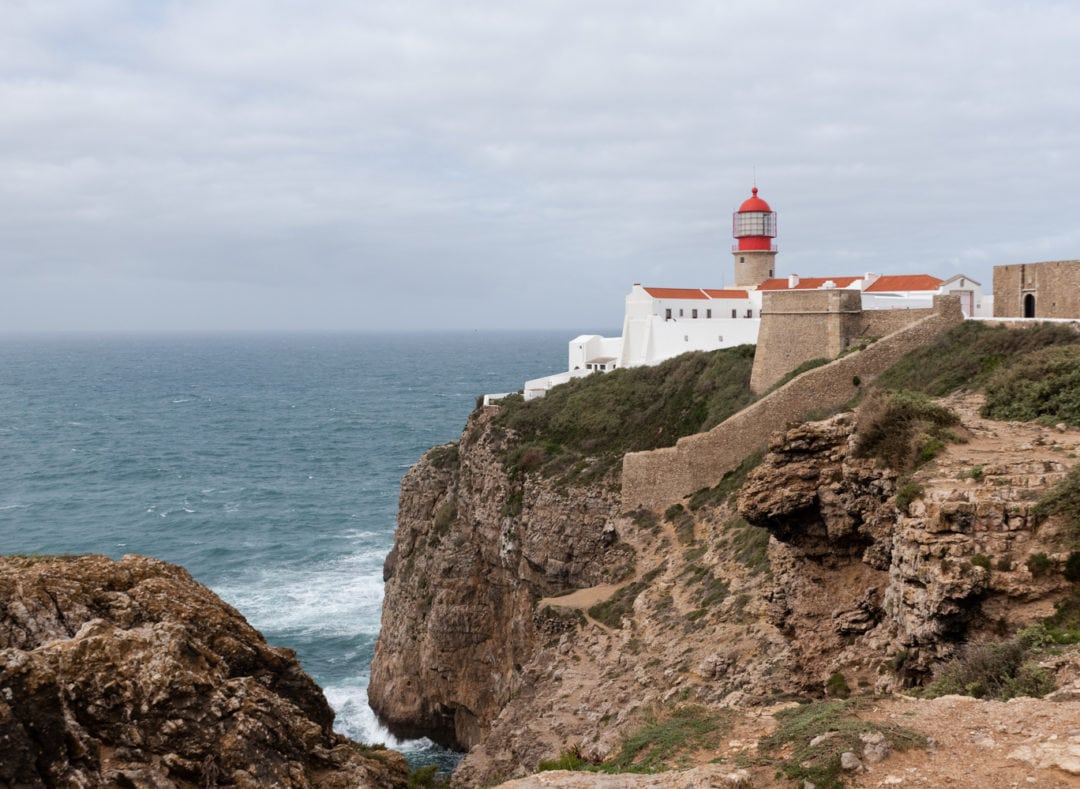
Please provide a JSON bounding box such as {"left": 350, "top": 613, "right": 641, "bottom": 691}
{"left": 605, "top": 705, "right": 733, "bottom": 773}
{"left": 720, "top": 516, "right": 771, "bottom": 575}
{"left": 407, "top": 764, "right": 450, "bottom": 789}
{"left": 494, "top": 346, "right": 756, "bottom": 480}
{"left": 1026, "top": 552, "right": 1052, "bottom": 577}
{"left": 536, "top": 749, "right": 593, "bottom": 772}
{"left": 1043, "top": 591, "right": 1080, "bottom": 643}
{"left": 876, "top": 321, "right": 1080, "bottom": 397}
{"left": 982, "top": 345, "right": 1080, "bottom": 425}
{"left": 427, "top": 442, "right": 460, "bottom": 470}
{"left": 969, "top": 553, "right": 991, "bottom": 570}
{"left": 826, "top": 672, "right": 851, "bottom": 699}
{"left": 895, "top": 482, "right": 925, "bottom": 514}
{"left": 760, "top": 699, "right": 926, "bottom": 789}
{"left": 996, "top": 556, "right": 1013, "bottom": 572}
{"left": 924, "top": 637, "right": 1055, "bottom": 700}
{"left": 853, "top": 390, "right": 960, "bottom": 471}
{"left": 587, "top": 565, "right": 665, "bottom": 629}
{"left": 1032, "top": 465, "right": 1080, "bottom": 550}
{"left": 1066, "top": 551, "right": 1080, "bottom": 582}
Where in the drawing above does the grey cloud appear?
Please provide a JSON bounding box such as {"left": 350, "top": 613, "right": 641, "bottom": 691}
{"left": 1, "top": 1, "right": 1079, "bottom": 330}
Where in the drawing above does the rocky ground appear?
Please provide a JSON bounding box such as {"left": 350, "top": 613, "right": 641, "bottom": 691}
{"left": 492, "top": 688, "right": 1080, "bottom": 788}
{"left": 0, "top": 553, "right": 408, "bottom": 788}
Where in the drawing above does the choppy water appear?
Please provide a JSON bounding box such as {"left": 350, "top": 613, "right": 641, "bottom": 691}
{"left": 0, "top": 330, "right": 591, "bottom": 767}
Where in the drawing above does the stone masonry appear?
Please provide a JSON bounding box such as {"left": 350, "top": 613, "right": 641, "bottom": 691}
{"left": 994, "top": 260, "right": 1080, "bottom": 318}
{"left": 750, "top": 289, "right": 934, "bottom": 394}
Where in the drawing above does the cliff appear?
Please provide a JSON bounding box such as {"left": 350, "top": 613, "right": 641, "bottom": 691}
{"left": 0, "top": 554, "right": 408, "bottom": 789}
{"left": 371, "top": 326, "right": 1080, "bottom": 786}
{"left": 368, "top": 407, "right": 633, "bottom": 749}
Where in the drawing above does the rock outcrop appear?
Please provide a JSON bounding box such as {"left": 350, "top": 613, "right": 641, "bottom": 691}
{"left": 368, "top": 407, "right": 633, "bottom": 749}
{"left": 0, "top": 554, "right": 408, "bottom": 789}
{"left": 739, "top": 394, "right": 1078, "bottom": 685}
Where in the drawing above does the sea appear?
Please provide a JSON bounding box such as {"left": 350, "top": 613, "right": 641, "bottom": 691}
{"left": 0, "top": 330, "right": 598, "bottom": 770}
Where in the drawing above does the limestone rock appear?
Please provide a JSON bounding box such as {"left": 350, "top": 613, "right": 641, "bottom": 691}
{"left": 0, "top": 554, "right": 407, "bottom": 789}
{"left": 368, "top": 407, "right": 629, "bottom": 750}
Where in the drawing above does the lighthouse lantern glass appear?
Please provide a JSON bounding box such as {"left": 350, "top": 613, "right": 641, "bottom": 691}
{"left": 734, "top": 211, "right": 776, "bottom": 238}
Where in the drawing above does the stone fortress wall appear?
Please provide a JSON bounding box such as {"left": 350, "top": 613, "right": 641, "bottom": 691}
{"left": 621, "top": 295, "right": 965, "bottom": 513}
{"left": 749, "top": 290, "right": 935, "bottom": 394}
{"left": 994, "top": 260, "right": 1080, "bottom": 318}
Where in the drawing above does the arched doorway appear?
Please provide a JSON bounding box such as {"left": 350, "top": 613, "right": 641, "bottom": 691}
{"left": 1024, "top": 293, "right": 1036, "bottom": 318}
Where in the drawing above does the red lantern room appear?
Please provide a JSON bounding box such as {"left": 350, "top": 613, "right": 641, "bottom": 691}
{"left": 733, "top": 187, "right": 777, "bottom": 251}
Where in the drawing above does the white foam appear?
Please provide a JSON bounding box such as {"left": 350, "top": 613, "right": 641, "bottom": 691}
{"left": 214, "top": 550, "right": 387, "bottom": 638}
{"left": 323, "top": 683, "right": 433, "bottom": 752}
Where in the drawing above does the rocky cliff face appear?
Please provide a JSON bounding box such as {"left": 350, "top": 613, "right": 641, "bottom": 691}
{"left": 372, "top": 393, "right": 1080, "bottom": 787}
{"left": 0, "top": 554, "right": 408, "bottom": 789}
{"left": 739, "top": 394, "right": 1077, "bottom": 686}
{"left": 368, "top": 407, "right": 632, "bottom": 749}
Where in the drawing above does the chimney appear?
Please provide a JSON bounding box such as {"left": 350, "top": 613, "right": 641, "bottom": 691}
{"left": 788, "top": 273, "right": 799, "bottom": 289}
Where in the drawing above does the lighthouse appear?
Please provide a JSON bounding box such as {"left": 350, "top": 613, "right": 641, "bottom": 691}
{"left": 732, "top": 186, "right": 778, "bottom": 287}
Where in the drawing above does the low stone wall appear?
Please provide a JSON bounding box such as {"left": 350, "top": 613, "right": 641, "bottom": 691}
{"left": 621, "top": 296, "right": 964, "bottom": 512}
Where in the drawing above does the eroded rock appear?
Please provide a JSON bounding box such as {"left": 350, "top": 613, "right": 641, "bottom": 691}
{"left": 0, "top": 554, "right": 407, "bottom": 789}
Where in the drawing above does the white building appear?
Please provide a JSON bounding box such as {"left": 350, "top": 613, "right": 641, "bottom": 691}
{"left": 517, "top": 189, "right": 992, "bottom": 401}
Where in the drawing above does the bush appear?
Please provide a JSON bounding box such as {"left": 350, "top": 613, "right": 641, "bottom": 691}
{"left": 970, "top": 554, "right": 991, "bottom": 570}
{"left": 1066, "top": 551, "right": 1080, "bottom": 582}
{"left": 1032, "top": 465, "right": 1080, "bottom": 550}
{"left": 494, "top": 346, "right": 756, "bottom": 480}
{"left": 588, "top": 565, "right": 665, "bottom": 629}
{"left": 876, "top": 321, "right": 1080, "bottom": 397}
{"left": 982, "top": 345, "right": 1080, "bottom": 425}
{"left": 1026, "top": 552, "right": 1052, "bottom": 577}
{"left": 924, "top": 637, "right": 1055, "bottom": 700}
{"left": 760, "top": 699, "right": 926, "bottom": 789}
{"left": 605, "top": 705, "right": 732, "bottom": 773}
{"left": 895, "top": 482, "right": 925, "bottom": 514}
{"left": 826, "top": 672, "right": 851, "bottom": 699}
{"left": 853, "top": 390, "right": 960, "bottom": 471}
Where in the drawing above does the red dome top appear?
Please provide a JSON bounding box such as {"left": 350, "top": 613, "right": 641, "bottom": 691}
{"left": 737, "top": 187, "right": 772, "bottom": 213}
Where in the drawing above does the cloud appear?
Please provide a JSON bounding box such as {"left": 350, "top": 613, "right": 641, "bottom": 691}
{"left": 1, "top": 1, "right": 1079, "bottom": 330}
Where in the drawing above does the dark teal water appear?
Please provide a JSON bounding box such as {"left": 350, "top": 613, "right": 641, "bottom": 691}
{"left": 0, "top": 331, "right": 589, "bottom": 765}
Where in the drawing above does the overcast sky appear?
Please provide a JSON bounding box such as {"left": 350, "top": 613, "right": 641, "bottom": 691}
{"left": 2, "top": 1, "right": 1079, "bottom": 332}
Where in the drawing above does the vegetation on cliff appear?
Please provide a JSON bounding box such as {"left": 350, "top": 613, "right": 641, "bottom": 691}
{"left": 492, "top": 345, "right": 755, "bottom": 479}
{"left": 875, "top": 320, "right": 1080, "bottom": 398}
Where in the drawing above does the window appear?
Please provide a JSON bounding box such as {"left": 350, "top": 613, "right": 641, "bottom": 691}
{"left": 706, "top": 309, "right": 712, "bottom": 319}
{"left": 679, "top": 309, "right": 684, "bottom": 317}
{"left": 745, "top": 309, "right": 753, "bottom": 318}
{"left": 684, "top": 335, "right": 689, "bottom": 341}
{"left": 665, "top": 308, "right": 672, "bottom": 320}
{"left": 731, "top": 309, "right": 736, "bottom": 318}
{"left": 692, "top": 309, "right": 698, "bottom": 319}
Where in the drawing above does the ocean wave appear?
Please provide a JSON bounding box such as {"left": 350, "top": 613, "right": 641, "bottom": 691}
{"left": 323, "top": 683, "right": 432, "bottom": 751}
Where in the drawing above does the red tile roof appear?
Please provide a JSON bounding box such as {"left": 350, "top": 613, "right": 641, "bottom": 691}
{"left": 643, "top": 287, "right": 708, "bottom": 299}
{"left": 756, "top": 277, "right": 861, "bottom": 291}
{"left": 864, "top": 274, "right": 943, "bottom": 292}
{"left": 701, "top": 289, "right": 749, "bottom": 299}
